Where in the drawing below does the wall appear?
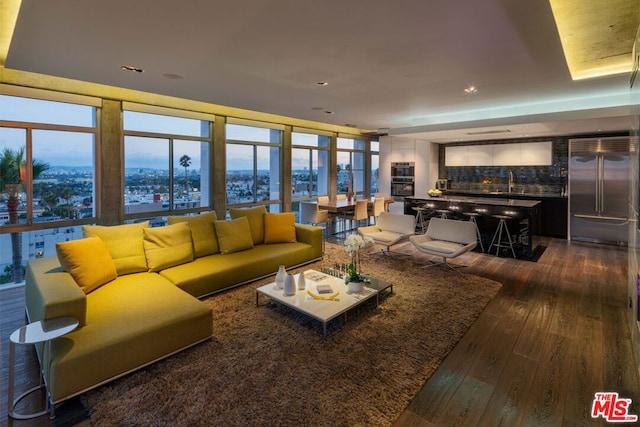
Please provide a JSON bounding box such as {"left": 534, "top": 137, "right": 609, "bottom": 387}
{"left": 628, "top": 21, "right": 640, "bottom": 380}
{"left": 378, "top": 136, "right": 438, "bottom": 197}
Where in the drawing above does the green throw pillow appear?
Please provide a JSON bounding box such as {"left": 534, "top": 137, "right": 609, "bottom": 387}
{"left": 264, "top": 212, "right": 297, "bottom": 244}
{"left": 214, "top": 217, "right": 254, "bottom": 254}
{"left": 83, "top": 221, "right": 149, "bottom": 275}
{"left": 168, "top": 211, "right": 219, "bottom": 257}
{"left": 229, "top": 205, "right": 266, "bottom": 245}
{"left": 143, "top": 222, "right": 194, "bottom": 272}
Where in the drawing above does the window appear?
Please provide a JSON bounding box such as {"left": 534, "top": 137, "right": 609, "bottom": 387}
{"left": 123, "top": 109, "right": 212, "bottom": 221}
{"left": 291, "top": 131, "right": 330, "bottom": 200}
{"left": 336, "top": 137, "right": 365, "bottom": 196}
{"left": 0, "top": 93, "right": 98, "bottom": 285}
{"left": 226, "top": 123, "right": 282, "bottom": 211}
{"left": 370, "top": 140, "right": 380, "bottom": 194}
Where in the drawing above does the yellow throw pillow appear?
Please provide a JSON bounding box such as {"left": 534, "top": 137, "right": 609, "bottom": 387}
{"left": 168, "top": 211, "right": 219, "bottom": 257}
{"left": 143, "top": 222, "right": 194, "bottom": 272}
{"left": 264, "top": 212, "right": 297, "bottom": 244}
{"left": 229, "top": 205, "right": 266, "bottom": 245}
{"left": 56, "top": 236, "right": 117, "bottom": 294}
{"left": 214, "top": 217, "right": 254, "bottom": 254}
{"left": 83, "top": 221, "right": 149, "bottom": 275}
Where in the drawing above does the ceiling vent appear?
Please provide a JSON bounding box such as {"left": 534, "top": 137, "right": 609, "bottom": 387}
{"left": 466, "top": 129, "right": 512, "bottom": 135}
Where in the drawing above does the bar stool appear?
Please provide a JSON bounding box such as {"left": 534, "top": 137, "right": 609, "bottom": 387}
{"left": 489, "top": 214, "right": 516, "bottom": 258}
{"left": 412, "top": 205, "right": 428, "bottom": 234}
{"left": 462, "top": 211, "right": 485, "bottom": 252}
{"left": 435, "top": 208, "right": 451, "bottom": 219}
{"left": 447, "top": 204, "right": 461, "bottom": 220}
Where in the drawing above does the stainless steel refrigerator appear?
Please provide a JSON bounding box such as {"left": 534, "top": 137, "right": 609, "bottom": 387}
{"left": 569, "top": 136, "right": 631, "bottom": 245}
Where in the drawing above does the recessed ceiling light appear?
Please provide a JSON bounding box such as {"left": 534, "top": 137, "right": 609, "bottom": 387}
{"left": 324, "top": 110, "right": 334, "bottom": 114}
{"left": 121, "top": 65, "right": 144, "bottom": 73}
{"left": 316, "top": 81, "right": 329, "bottom": 86}
{"left": 464, "top": 85, "right": 477, "bottom": 94}
{"left": 163, "top": 73, "right": 183, "bottom": 80}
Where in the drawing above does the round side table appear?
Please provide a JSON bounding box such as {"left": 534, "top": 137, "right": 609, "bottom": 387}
{"left": 8, "top": 316, "right": 79, "bottom": 420}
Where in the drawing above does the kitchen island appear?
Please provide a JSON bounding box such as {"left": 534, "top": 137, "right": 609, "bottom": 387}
{"left": 444, "top": 190, "right": 567, "bottom": 238}
{"left": 405, "top": 195, "right": 542, "bottom": 260}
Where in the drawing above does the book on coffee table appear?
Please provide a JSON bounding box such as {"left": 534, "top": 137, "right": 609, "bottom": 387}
{"left": 305, "top": 271, "right": 328, "bottom": 281}
{"left": 316, "top": 284, "right": 334, "bottom": 294}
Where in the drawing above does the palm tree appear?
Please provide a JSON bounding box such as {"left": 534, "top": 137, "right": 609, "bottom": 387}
{"left": 60, "top": 186, "right": 74, "bottom": 219}
{"left": 0, "top": 147, "right": 49, "bottom": 283}
{"left": 179, "top": 154, "right": 191, "bottom": 197}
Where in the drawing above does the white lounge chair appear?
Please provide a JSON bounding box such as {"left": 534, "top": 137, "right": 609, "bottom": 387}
{"left": 409, "top": 217, "right": 477, "bottom": 273}
{"left": 358, "top": 211, "right": 416, "bottom": 256}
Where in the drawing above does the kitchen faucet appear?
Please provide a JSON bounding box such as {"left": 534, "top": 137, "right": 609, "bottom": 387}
{"left": 508, "top": 170, "right": 515, "bottom": 193}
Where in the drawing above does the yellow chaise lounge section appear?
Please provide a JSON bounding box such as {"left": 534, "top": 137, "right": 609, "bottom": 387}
{"left": 26, "top": 257, "right": 213, "bottom": 403}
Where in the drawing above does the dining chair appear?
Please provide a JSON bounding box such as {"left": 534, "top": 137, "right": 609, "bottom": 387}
{"left": 345, "top": 199, "right": 369, "bottom": 231}
{"left": 299, "top": 201, "right": 329, "bottom": 250}
{"left": 375, "top": 193, "right": 392, "bottom": 211}
{"left": 370, "top": 197, "right": 386, "bottom": 224}
{"left": 300, "top": 201, "right": 329, "bottom": 227}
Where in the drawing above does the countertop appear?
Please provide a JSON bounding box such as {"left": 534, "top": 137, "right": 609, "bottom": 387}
{"left": 407, "top": 195, "right": 541, "bottom": 208}
{"left": 444, "top": 190, "right": 567, "bottom": 200}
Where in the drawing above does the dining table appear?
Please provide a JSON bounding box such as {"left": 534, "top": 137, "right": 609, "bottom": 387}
{"left": 315, "top": 196, "right": 395, "bottom": 213}
{"left": 314, "top": 196, "right": 395, "bottom": 234}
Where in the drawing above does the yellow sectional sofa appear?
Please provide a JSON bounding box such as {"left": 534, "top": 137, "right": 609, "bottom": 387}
{"left": 24, "top": 207, "right": 323, "bottom": 405}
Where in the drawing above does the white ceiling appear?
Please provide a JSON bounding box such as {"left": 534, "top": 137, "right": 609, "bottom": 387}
{"left": 5, "top": 0, "right": 638, "bottom": 142}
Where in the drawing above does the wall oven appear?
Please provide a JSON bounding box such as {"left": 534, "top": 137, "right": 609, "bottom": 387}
{"left": 390, "top": 162, "right": 415, "bottom": 198}
{"left": 391, "top": 162, "right": 415, "bottom": 178}
{"left": 391, "top": 177, "right": 415, "bottom": 197}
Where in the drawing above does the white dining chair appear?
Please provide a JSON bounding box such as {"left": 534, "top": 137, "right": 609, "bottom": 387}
{"left": 344, "top": 199, "right": 369, "bottom": 231}
{"left": 370, "top": 197, "right": 386, "bottom": 225}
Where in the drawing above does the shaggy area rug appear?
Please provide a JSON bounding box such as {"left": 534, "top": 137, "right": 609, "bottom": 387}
{"left": 82, "top": 243, "right": 502, "bottom": 426}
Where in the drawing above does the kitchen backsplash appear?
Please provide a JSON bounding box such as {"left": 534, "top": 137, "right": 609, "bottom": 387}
{"left": 446, "top": 165, "right": 567, "bottom": 195}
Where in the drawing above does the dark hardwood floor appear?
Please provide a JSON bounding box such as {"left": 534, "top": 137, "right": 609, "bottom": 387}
{"left": 0, "top": 235, "right": 638, "bottom": 426}
{"left": 394, "top": 236, "right": 639, "bottom": 426}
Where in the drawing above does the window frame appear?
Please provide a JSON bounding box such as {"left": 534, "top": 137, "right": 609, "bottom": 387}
{"left": 225, "top": 121, "right": 283, "bottom": 210}
{"left": 291, "top": 130, "right": 331, "bottom": 202}
{"left": 0, "top": 103, "right": 100, "bottom": 233}
{"left": 122, "top": 108, "right": 214, "bottom": 222}
{"left": 336, "top": 136, "right": 366, "bottom": 197}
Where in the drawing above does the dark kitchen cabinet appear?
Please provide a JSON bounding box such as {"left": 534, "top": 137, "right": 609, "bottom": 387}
{"left": 539, "top": 198, "right": 568, "bottom": 238}
{"left": 444, "top": 191, "right": 568, "bottom": 238}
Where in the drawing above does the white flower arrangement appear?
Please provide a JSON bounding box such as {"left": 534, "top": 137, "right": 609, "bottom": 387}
{"left": 344, "top": 233, "right": 374, "bottom": 284}
{"left": 344, "top": 233, "right": 374, "bottom": 257}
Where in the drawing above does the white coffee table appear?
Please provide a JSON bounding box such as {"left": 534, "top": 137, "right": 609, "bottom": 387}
{"left": 256, "top": 269, "right": 383, "bottom": 336}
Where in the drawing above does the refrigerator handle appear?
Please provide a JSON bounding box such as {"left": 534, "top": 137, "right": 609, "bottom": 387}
{"left": 595, "top": 155, "right": 601, "bottom": 213}
{"left": 599, "top": 155, "right": 605, "bottom": 213}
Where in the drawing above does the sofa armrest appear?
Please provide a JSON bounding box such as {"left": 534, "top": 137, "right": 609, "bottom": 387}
{"left": 25, "top": 257, "right": 87, "bottom": 326}
{"left": 295, "top": 223, "right": 323, "bottom": 256}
